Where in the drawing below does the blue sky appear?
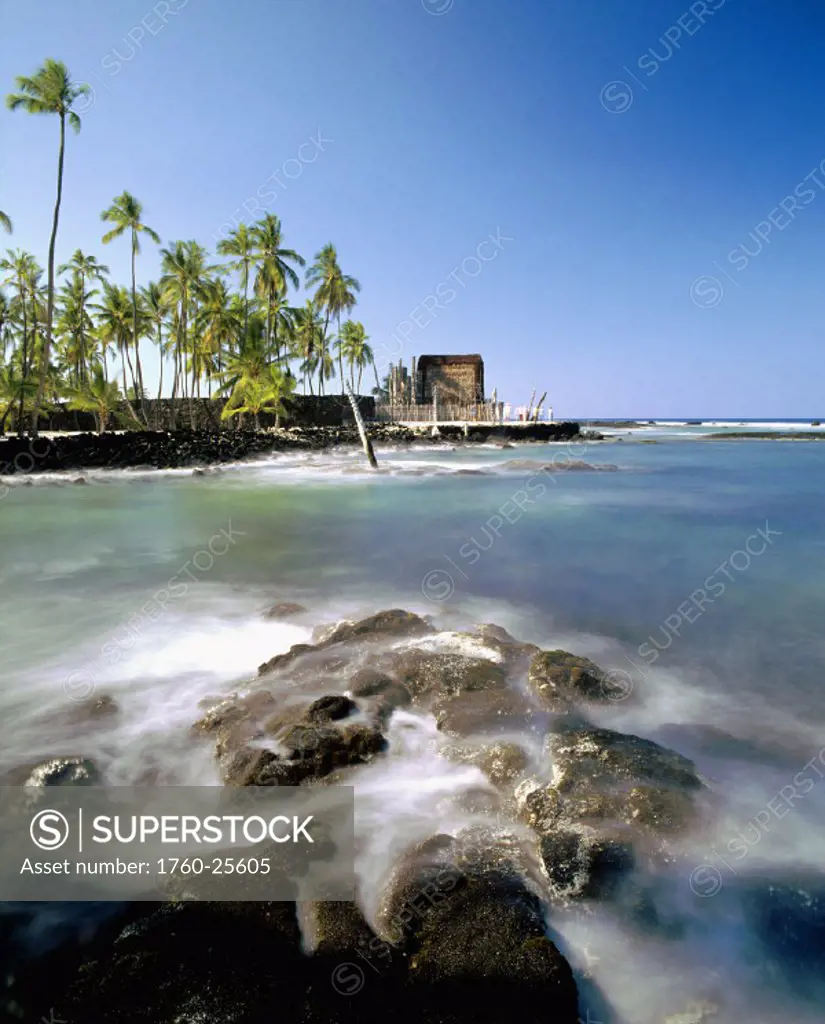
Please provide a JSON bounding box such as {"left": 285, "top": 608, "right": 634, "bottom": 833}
{"left": 2, "top": 0, "right": 825, "bottom": 417}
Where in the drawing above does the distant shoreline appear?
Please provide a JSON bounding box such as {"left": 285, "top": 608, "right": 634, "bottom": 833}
{"left": 0, "top": 422, "right": 587, "bottom": 477}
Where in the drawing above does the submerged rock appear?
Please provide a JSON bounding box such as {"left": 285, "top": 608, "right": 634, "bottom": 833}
{"left": 442, "top": 740, "right": 530, "bottom": 790}
{"left": 263, "top": 601, "right": 308, "bottom": 619}
{"left": 434, "top": 687, "right": 537, "bottom": 737}
{"left": 349, "top": 667, "right": 413, "bottom": 710}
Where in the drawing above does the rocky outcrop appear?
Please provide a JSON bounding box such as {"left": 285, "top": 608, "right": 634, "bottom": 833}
{"left": 374, "top": 648, "right": 507, "bottom": 705}
{"left": 527, "top": 649, "right": 628, "bottom": 709}
{"left": 0, "top": 422, "right": 587, "bottom": 477}
{"left": 516, "top": 725, "right": 705, "bottom": 900}
{"left": 376, "top": 833, "right": 579, "bottom": 1023}
{"left": 434, "top": 687, "right": 538, "bottom": 737}
{"left": 197, "top": 690, "right": 387, "bottom": 786}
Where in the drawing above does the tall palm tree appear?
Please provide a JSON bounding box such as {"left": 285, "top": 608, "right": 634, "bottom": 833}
{"left": 0, "top": 249, "right": 40, "bottom": 433}
{"left": 251, "top": 214, "right": 304, "bottom": 362}
{"left": 100, "top": 192, "right": 160, "bottom": 424}
{"left": 216, "top": 224, "right": 255, "bottom": 345}
{"left": 92, "top": 281, "right": 140, "bottom": 423}
{"left": 293, "top": 299, "right": 324, "bottom": 395}
{"left": 56, "top": 274, "right": 96, "bottom": 387}
{"left": 305, "top": 243, "right": 360, "bottom": 395}
{"left": 195, "top": 277, "right": 241, "bottom": 396}
{"left": 140, "top": 281, "right": 172, "bottom": 402}
{"left": 57, "top": 249, "right": 108, "bottom": 385}
{"left": 6, "top": 59, "right": 91, "bottom": 434}
{"left": 160, "top": 241, "right": 213, "bottom": 426}
{"left": 0, "top": 211, "right": 11, "bottom": 234}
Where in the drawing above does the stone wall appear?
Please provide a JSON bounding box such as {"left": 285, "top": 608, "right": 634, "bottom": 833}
{"left": 18, "top": 395, "right": 376, "bottom": 433}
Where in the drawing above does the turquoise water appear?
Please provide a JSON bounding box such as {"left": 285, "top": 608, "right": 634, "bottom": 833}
{"left": 1, "top": 433, "right": 824, "bottom": 1023}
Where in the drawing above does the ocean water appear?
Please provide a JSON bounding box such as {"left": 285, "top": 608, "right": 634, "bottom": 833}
{"left": 1, "top": 430, "right": 824, "bottom": 1023}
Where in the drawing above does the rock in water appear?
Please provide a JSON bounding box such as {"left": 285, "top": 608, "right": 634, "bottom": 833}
{"left": 314, "top": 608, "right": 435, "bottom": 646}
{"left": 527, "top": 649, "right": 627, "bottom": 709}
{"left": 376, "top": 835, "right": 579, "bottom": 1023}
{"left": 21, "top": 756, "right": 101, "bottom": 787}
{"left": 517, "top": 725, "right": 704, "bottom": 900}
{"left": 263, "top": 601, "right": 308, "bottom": 619}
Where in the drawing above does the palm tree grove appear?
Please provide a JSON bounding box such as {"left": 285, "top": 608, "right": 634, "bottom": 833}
{"left": 1, "top": 59, "right": 376, "bottom": 436}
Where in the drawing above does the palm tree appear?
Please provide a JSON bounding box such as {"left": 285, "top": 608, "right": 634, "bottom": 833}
{"left": 100, "top": 192, "right": 160, "bottom": 424}
{"left": 67, "top": 366, "right": 127, "bottom": 433}
{"left": 140, "top": 281, "right": 172, "bottom": 402}
{"left": 92, "top": 282, "right": 140, "bottom": 423}
{"left": 6, "top": 59, "right": 91, "bottom": 435}
{"left": 0, "top": 249, "right": 40, "bottom": 433}
{"left": 336, "top": 320, "right": 374, "bottom": 393}
{"left": 159, "top": 241, "right": 196, "bottom": 424}
{"left": 251, "top": 214, "right": 304, "bottom": 362}
{"left": 57, "top": 249, "right": 108, "bottom": 385}
{"left": 195, "top": 277, "right": 241, "bottom": 395}
{"left": 221, "top": 363, "right": 296, "bottom": 430}
{"left": 56, "top": 274, "right": 96, "bottom": 387}
{"left": 293, "top": 299, "right": 324, "bottom": 395}
{"left": 216, "top": 224, "right": 255, "bottom": 345}
{"left": 0, "top": 211, "right": 11, "bottom": 234}
{"left": 305, "top": 243, "right": 360, "bottom": 395}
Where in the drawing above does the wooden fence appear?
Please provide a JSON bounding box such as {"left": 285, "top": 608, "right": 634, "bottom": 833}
{"left": 372, "top": 401, "right": 504, "bottom": 423}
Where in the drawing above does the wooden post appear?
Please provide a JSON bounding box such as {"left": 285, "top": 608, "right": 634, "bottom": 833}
{"left": 534, "top": 391, "right": 547, "bottom": 423}
{"left": 526, "top": 389, "right": 536, "bottom": 422}
{"left": 345, "top": 383, "right": 378, "bottom": 469}
{"left": 432, "top": 384, "right": 441, "bottom": 437}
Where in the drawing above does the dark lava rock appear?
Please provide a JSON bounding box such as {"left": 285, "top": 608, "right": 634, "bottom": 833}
{"left": 315, "top": 609, "right": 435, "bottom": 646}
{"left": 443, "top": 741, "right": 530, "bottom": 789}
{"left": 527, "top": 649, "right": 627, "bottom": 709}
{"left": 472, "top": 622, "right": 541, "bottom": 665}
{"left": 305, "top": 694, "right": 358, "bottom": 723}
{"left": 64, "top": 901, "right": 309, "bottom": 1024}
{"left": 349, "top": 668, "right": 412, "bottom": 709}
{"left": 303, "top": 899, "right": 406, "bottom": 1021}
{"left": 550, "top": 724, "right": 702, "bottom": 795}
{"left": 20, "top": 756, "right": 102, "bottom": 787}
{"left": 377, "top": 835, "right": 578, "bottom": 1023}
{"left": 258, "top": 642, "right": 317, "bottom": 676}
{"left": 434, "top": 687, "right": 537, "bottom": 737}
{"left": 192, "top": 689, "right": 279, "bottom": 758}
{"left": 517, "top": 726, "right": 704, "bottom": 900}
{"left": 377, "top": 648, "right": 507, "bottom": 704}
{"left": 264, "top": 601, "right": 308, "bottom": 619}
{"left": 538, "top": 827, "right": 635, "bottom": 900}
{"left": 222, "top": 697, "right": 386, "bottom": 787}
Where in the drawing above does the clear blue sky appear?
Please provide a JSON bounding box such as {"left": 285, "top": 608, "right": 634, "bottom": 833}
{"left": 2, "top": 0, "right": 825, "bottom": 417}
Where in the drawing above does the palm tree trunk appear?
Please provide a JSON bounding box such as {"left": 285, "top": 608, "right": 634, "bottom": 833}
{"left": 337, "top": 315, "right": 345, "bottom": 397}
{"left": 131, "top": 234, "right": 148, "bottom": 426}
{"left": 156, "top": 325, "right": 164, "bottom": 404}
{"left": 17, "top": 279, "right": 28, "bottom": 435}
{"left": 30, "top": 112, "right": 65, "bottom": 436}
{"left": 120, "top": 341, "right": 139, "bottom": 423}
{"left": 243, "top": 262, "right": 249, "bottom": 347}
